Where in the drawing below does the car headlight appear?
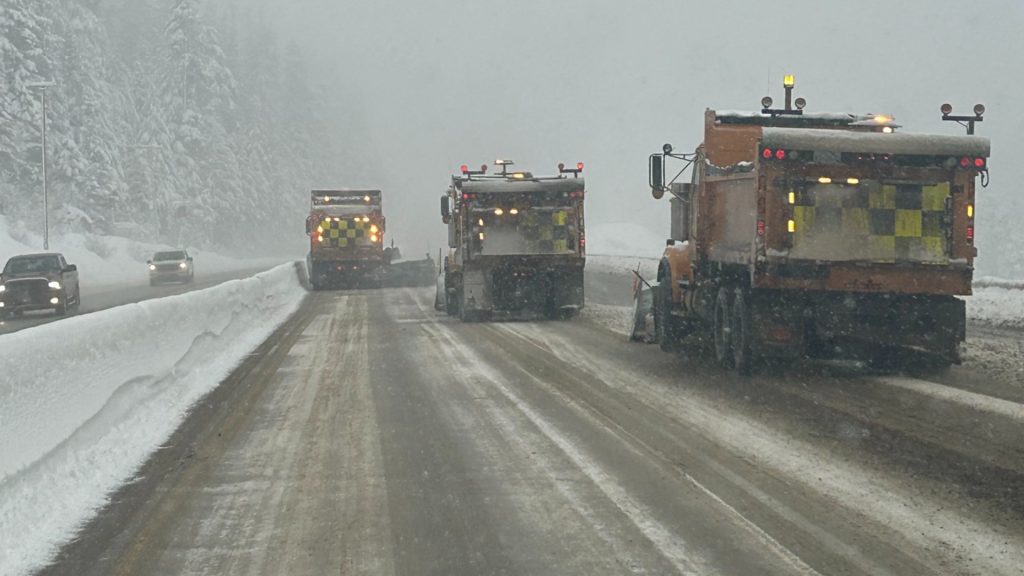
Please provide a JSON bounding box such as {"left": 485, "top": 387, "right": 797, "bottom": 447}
{"left": 179, "top": 262, "right": 187, "bottom": 269}
{"left": 48, "top": 281, "right": 61, "bottom": 290}
{"left": 0, "top": 284, "right": 5, "bottom": 293}
{"left": 149, "top": 264, "right": 157, "bottom": 271}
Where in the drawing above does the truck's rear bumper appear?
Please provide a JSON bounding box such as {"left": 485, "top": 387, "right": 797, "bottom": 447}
{"left": 755, "top": 260, "right": 972, "bottom": 296}
{"left": 748, "top": 289, "right": 964, "bottom": 361}
{"left": 308, "top": 256, "right": 385, "bottom": 288}
{"left": 460, "top": 260, "right": 585, "bottom": 315}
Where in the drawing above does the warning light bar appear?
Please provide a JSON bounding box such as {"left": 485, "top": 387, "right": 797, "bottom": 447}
{"left": 941, "top": 102, "right": 986, "bottom": 135}
{"left": 460, "top": 164, "right": 488, "bottom": 176}
{"left": 558, "top": 161, "right": 585, "bottom": 178}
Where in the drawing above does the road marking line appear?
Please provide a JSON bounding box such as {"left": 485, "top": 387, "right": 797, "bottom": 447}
{"left": 491, "top": 323, "right": 824, "bottom": 576}
{"left": 876, "top": 376, "right": 1024, "bottom": 422}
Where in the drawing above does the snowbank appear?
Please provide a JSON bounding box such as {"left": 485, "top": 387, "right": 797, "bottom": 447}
{"left": 968, "top": 286, "right": 1024, "bottom": 329}
{"left": 0, "top": 215, "right": 288, "bottom": 288}
{"left": 586, "top": 221, "right": 667, "bottom": 259}
{"left": 0, "top": 263, "right": 306, "bottom": 575}
{"left": 587, "top": 253, "right": 659, "bottom": 279}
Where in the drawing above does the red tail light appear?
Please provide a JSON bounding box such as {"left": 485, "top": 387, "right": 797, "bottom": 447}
{"left": 960, "top": 156, "right": 970, "bottom": 168}
{"left": 757, "top": 219, "right": 766, "bottom": 236}
{"left": 460, "top": 164, "right": 469, "bottom": 174}
{"left": 577, "top": 162, "right": 584, "bottom": 171}
{"left": 966, "top": 226, "right": 975, "bottom": 242}
{"left": 775, "top": 149, "right": 786, "bottom": 160}
{"left": 974, "top": 157, "right": 986, "bottom": 168}
{"left": 762, "top": 148, "right": 773, "bottom": 159}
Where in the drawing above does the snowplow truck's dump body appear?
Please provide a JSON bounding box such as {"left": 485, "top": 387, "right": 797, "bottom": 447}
{"left": 651, "top": 104, "right": 990, "bottom": 370}
{"left": 307, "top": 190, "right": 386, "bottom": 289}
{"left": 441, "top": 170, "right": 586, "bottom": 321}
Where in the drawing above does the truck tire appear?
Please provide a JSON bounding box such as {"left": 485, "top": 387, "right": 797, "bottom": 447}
{"left": 731, "top": 288, "right": 754, "bottom": 375}
{"left": 654, "top": 284, "right": 678, "bottom": 352}
{"left": 713, "top": 287, "right": 733, "bottom": 369}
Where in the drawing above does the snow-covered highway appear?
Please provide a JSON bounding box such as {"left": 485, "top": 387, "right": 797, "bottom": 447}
{"left": 18, "top": 266, "right": 1024, "bottom": 576}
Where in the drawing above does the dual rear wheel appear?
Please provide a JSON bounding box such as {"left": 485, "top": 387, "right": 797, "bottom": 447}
{"left": 713, "top": 286, "right": 755, "bottom": 374}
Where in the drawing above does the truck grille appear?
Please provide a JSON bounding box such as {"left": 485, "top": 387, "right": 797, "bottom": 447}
{"left": 155, "top": 263, "right": 181, "bottom": 272}
{"left": 4, "top": 279, "right": 49, "bottom": 304}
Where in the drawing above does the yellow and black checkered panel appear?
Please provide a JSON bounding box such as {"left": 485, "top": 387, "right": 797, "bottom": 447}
{"left": 317, "top": 219, "right": 369, "bottom": 248}
{"left": 792, "top": 183, "right": 949, "bottom": 263}
{"left": 523, "top": 210, "right": 571, "bottom": 253}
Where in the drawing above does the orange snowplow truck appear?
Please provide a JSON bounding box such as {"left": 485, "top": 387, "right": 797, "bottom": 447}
{"left": 305, "top": 189, "right": 386, "bottom": 289}
{"left": 647, "top": 76, "right": 990, "bottom": 372}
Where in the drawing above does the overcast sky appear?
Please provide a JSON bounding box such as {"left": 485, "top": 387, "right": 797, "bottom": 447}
{"left": 262, "top": 0, "right": 1023, "bottom": 272}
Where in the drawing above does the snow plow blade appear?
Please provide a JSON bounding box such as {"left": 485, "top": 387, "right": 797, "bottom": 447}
{"left": 630, "top": 270, "right": 655, "bottom": 343}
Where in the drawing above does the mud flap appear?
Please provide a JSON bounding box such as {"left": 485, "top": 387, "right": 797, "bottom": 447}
{"left": 462, "top": 269, "right": 489, "bottom": 314}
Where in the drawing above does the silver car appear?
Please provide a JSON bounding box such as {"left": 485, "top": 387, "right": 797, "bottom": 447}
{"left": 148, "top": 250, "right": 194, "bottom": 285}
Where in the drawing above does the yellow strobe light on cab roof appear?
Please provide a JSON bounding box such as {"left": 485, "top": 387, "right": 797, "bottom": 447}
{"left": 783, "top": 74, "right": 795, "bottom": 88}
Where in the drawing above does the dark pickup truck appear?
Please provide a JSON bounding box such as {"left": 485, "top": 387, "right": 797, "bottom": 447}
{"left": 0, "top": 253, "right": 80, "bottom": 317}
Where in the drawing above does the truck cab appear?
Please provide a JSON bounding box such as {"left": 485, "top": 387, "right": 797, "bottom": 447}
{"left": 0, "top": 253, "right": 80, "bottom": 317}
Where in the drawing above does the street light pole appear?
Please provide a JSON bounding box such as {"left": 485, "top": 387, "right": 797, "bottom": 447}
{"left": 27, "top": 81, "right": 55, "bottom": 251}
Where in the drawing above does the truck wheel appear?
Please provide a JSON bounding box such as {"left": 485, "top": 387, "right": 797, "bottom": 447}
{"left": 713, "top": 287, "right": 733, "bottom": 368}
{"left": 55, "top": 301, "right": 68, "bottom": 316}
{"left": 731, "top": 288, "right": 755, "bottom": 375}
{"left": 655, "top": 284, "right": 678, "bottom": 352}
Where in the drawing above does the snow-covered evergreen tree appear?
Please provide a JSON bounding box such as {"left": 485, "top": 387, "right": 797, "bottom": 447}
{"left": 0, "top": 0, "right": 365, "bottom": 255}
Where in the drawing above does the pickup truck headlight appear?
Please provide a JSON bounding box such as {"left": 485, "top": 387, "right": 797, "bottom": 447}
{"left": 49, "top": 281, "right": 62, "bottom": 290}
{"left": 179, "top": 262, "right": 187, "bottom": 269}
{"left": 149, "top": 264, "right": 157, "bottom": 271}
{"left": 0, "top": 284, "right": 6, "bottom": 293}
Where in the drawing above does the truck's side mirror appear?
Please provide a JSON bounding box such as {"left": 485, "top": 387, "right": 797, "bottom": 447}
{"left": 649, "top": 154, "right": 665, "bottom": 199}
{"left": 441, "top": 195, "right": 451, "bottom": 224}
{"left": 64, "top": 264, "right": 77, "bottom": 273}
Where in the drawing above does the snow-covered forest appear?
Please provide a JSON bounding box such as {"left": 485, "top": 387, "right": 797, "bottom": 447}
{"left": 0, "top": 0, "right": 364, "bottom": 255}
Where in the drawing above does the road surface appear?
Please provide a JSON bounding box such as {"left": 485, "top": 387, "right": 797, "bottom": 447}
{"left": 0, "top": 266, "right": 283, "bottom": 336}
{"left": 40, "top": 285, "right": 1024, "bottom": 575}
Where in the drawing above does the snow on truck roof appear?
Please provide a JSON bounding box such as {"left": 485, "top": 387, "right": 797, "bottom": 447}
{"left": 761, "top": 128, "right": 991, "bottom": 157}
{"left": 717, "top": 110, "right": 870, "bottom": 123}
{"left": 457, "top": 177, "right": 585, "bottom": 195}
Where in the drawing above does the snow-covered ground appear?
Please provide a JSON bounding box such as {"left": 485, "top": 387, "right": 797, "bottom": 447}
{"left": 968, "top": 286, "right": 1024, "bottom": 329}
{"left": 586, "top": 221, "right": 666, "bottom": 260}
{"left": 0, "top": 216, "right": 288, "bottom": 288}
{"left": 0, "top": 263, "right": 306, "bottom": 576}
